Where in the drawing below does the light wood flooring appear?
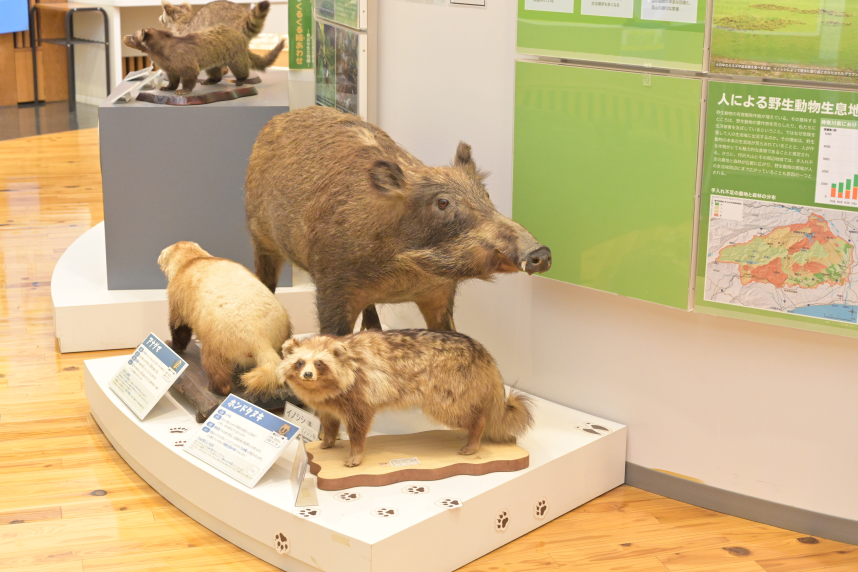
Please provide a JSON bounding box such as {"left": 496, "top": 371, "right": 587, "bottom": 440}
{"left": 0, "top": 129, "right": 855, "bottom": 572}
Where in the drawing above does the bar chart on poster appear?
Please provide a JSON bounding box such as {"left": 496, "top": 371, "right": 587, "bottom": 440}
{"left": 816, "top": 120, "right": 858, "bottom": 206}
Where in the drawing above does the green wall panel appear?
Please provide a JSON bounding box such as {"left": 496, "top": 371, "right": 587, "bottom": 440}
{"left": 513, "top": 61, "right": 701, "bottom": 309}
{"left": 517, "top": 0, "right": 706, "bottom": 71}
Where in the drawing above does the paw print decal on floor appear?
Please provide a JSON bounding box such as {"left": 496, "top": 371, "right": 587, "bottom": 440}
{"left": 435, "top": 497, "right": 463, "bottom": 509}
{"left": 402, "top": 485, "right": 429, "bottom": 495}
{"left": 295, "top": 508, "right": 320, "bottom": 519}
{"left": 334, "top": 491, "right": 360, "bottom": 502}
{"left": 172, "top": 439, "right": 187, "bottom": 447}
{"left": 169, "top": 426, "right": 189, "bottom": 434}
{"left": 371, "top": 507, "right": 398, "bottom": 518}
{"left": 534, "top": 497, "right": 549, "bottom": 520}
{"left": 495, "top": 509, "right": 510, "bottom": 532}
{"left": 575, "top": 422, "right": 612, "bottom": 436}
{"left": 274, "top": 532, "right": 289, "bottom": 554}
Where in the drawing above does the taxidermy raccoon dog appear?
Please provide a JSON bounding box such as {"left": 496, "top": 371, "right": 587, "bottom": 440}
{"left": 276, "top": 330, "right": 534, "bottom": 467}
{"left": 158, "top": 241, "right": 292, "bottom": 397}
{"left": 123, "top": 26, "right": 282, "bottom": 95}
{"left": 160, "top": 0, "right": 270, "bottom": 40}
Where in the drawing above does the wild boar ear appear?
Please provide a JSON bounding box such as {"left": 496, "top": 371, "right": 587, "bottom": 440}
{"left": 281, "top": 338, "right": 301, "bottom": 357}
{"left": 368, "top": 160, "right": 406, "bottom": 198}
{"left": 454, "top": 141, "right": 489, "bottom": 182}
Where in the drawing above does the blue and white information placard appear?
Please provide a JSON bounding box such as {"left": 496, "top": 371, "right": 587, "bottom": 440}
{"left": 185, "top": 395, "right": 301, "bottom": 488}
{"left": 108, "top": 333, "right": 187, "bottom": 420}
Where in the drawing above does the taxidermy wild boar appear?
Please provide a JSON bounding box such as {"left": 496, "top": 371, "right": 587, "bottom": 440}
{"left": 160, "top": 0, "right": 270, "bottom": 40}
{"left": 245, "top": 106, "right": 552, "bottom": 336}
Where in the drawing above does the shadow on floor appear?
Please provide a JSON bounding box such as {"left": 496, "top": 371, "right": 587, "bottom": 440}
{"left": 0, "top": 101, "right": 99, "bottom": 141}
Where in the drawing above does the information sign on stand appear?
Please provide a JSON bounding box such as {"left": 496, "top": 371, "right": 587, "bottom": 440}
{"left": 184, "top": 395, "right": 300, "bottom": 488}
{"left": 108, "top": 333, "right": 187, "bottom": 419}
{"left": 698, "top": 81, "right": 858, "bottom": 337}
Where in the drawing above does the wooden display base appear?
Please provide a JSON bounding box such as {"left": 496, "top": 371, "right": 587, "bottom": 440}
{"left": 136, "top": 84, "right": 258, "bottom": 106}
{"left": 166, "top": 339, "right": 294, "bottom": 422}
{"left": 306, "top": 430, "right": 529, "bottom": 491}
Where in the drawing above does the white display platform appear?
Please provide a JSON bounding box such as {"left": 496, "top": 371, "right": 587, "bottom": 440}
{"left": 51, "top": 223, "right": 317, "bottom": 353}
{"left": 86, "top": 354, "right": 627, "bottom": 572}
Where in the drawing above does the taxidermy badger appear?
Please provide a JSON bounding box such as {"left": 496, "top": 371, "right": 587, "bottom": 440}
{"left": 160, "top": 0, "right": 270, "bottom": 40}
{"left": 158, "top": 241, "right": 292, "bottom": 396}
{"left": 123, "top": 26, "right": 283, "bottom": 95}
{"left": 276, "top": 330, "right": 534, "bottom": 467}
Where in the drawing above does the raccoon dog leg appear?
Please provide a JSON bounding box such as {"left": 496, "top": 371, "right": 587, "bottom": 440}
{"left": 229, "top": 56, "right": 250, "bottom": 85}
{"left": 201, "top": 345, "right": 233, "bottom": 395}
{"left": 459, "top": 413, "right": 486, "bottom": 456}
{"left": 201, "top": 66, "right": 223, "bottom": 85}
{"left": 320, "top": 412, "right": 340, "bottom": 449}
{"left": 162, "top": 73, "right": 181, "bottom": 91}
{"left": 176, "top": 74, "right": 199, "bottom": 96}
{"left": 170, "top": 325, "right": 193, "bottom": 352}
{"left": 344, "top": 412, "right": 373, "bottom": 467}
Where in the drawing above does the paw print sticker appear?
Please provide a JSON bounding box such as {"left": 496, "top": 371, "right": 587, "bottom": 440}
{"left": 534, "top": 497, "right": 549, "bottom": 520}
{"left": 274, "top": 532, "right": 289, "bottom": 554}
{"left": 575, "top": 422, "right": 612, "bottom": 437}
{"left": 372, "top": 507, "right": 398, "bottom": 518}
{"left": 295, "top": 507, "right": 320, "bottom": 519}
{"left": 402, "top": 485, "right": 429, "bottom": 495}
{"left": 334, "top": 491, "right": 360, "bottom": 502}
{"left": 435, "top": 497, "right": 463, "bottom": 509}
{"left": 495, "top": 509, "right": 510, "bottom": 532}
{"left": 169, "top": 426, "right": 189, "bottom": 434}
{"left": 173, "top": 439, "right": 187, "bottom": 447}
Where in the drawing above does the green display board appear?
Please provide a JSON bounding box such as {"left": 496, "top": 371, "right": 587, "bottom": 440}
{"left": 289, "top": 0, "right": 313, "bottom": 69}
{"left": 513, "top": 61, "right": 701, "bottom": 309}
{"left": 317, "top": 0, "right": 360, "bottom": 30}
{"left": 712, "top": 0, "right": 858, "bottom": 84}
{"left": 698, "top": 82, "right": 858, "bottom": 336}
{"left": 517, "top": 0, "right": 706, "bottom": 71}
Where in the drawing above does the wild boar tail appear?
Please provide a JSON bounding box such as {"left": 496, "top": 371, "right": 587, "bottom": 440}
{"left": 239, "top": 346, "right": 283, "bottom": 399}
{"left": 246, "top": 1, "right": 270, "bottom": 39}
{"left": 249, "top": 38, "right": 284, "bottom": 70}
{"left": 484, "top": 389, "right": 534, "bottom": 443}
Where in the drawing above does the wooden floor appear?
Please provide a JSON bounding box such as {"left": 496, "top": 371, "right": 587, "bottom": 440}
{"left": 0, "top": 129, "right": 855, "bottom": 572}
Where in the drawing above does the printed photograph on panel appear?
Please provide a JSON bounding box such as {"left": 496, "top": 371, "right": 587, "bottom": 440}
{"left": 335, "top": 27, "right": 359, "bottom": 115}
{"left": 711, "top": 0, "right": 858, "bottom": 83}
{"left": 315, "top": 21, "right": 336, "bottom": 108}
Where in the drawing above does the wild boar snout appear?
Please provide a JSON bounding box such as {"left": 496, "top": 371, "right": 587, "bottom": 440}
{"left": 520, "top": 245, "right": 551, "bottom": 275}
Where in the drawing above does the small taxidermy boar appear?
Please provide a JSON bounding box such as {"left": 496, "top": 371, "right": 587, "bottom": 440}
{"left": 160, "top": 0, "right": 270, "bottom": 40}
{"left": 276, "top": 330, "right": 534, "bottom": 467}
{"left": 158, "top": 241, "right": 292, "bottom": 396}
{"left": 123, "top": 26, "right": 283, "bottom": 95}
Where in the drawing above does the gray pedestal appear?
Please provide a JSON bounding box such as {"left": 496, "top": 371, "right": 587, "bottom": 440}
{"left": 99, "top": 69, "right": 292, "bottom": 290}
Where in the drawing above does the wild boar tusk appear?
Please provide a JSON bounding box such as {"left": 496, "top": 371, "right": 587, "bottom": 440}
{"left": 520, "top": 260, "right": 527, "bottom": 272}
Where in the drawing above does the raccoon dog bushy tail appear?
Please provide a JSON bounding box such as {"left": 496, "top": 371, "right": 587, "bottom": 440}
{"left": 484, "top": 389, "right": 534, "bottom": 443}
{"left": 240, "top": 345, "right": 284, "bottom": 398}
{"left": 249, "top": 38, "right": 285, "bottom": 70}
{"left": 246, "top": 1, "right": 270, "bottom": 39}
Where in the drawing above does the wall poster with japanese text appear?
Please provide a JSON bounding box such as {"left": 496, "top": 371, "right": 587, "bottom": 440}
{"left": 711, "top": 0, "right": 858, "bottom": 84}
{"left": 289, "top": 0, "right": 313, "bottom": 69}
{"left": 698, "top": 81, "right": 858, "bottom": 337}
{"left": 315, "top": 20, "right": 364, "bottom": 117}
{"left": 517, "top": 0, "right": 707, "bottom": 70}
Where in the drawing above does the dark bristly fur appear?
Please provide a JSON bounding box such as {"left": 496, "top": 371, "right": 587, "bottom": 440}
{"left": 123, "top": 26, "right": 280, "bottom": 95}
{"left": 275, "top": 330, "right": 534, "bottom": 467}
{"left": 245, "top": 107, "right": 552, "bottom": 337}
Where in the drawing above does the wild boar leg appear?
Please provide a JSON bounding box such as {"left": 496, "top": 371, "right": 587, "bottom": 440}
{"left": 316, "top": 288, "right": 362, "bottom": 336}
{"left": 416, "top": 291, "right": 456, "bottom": 331}
{"left": 253, "top": 249, "right": 286, "bottom": 293}
{"left": 360, "top": 306, "right": 382, "bottom": 331}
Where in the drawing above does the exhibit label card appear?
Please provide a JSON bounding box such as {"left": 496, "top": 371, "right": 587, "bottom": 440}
{"left": 525, "top": 0, "right": 574, "bottom": 13}
{"left": 282, "top": 402, "right": 321, "bottom": 442}
{"left": 185, "top": 395, "right": 300, "bottom": 488}
{"left": 108, "top": 333, "right": 187, "bottom": 420}
{"left": 640, "top": 0, "right": 698, "bottom": 24}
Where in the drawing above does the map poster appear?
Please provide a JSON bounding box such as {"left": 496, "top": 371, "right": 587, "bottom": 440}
{"left": 711, "top": 0, "right": 858, "bottom": 84}
{"left": 698, "top": 81, "right": 858, "bottom": 337}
